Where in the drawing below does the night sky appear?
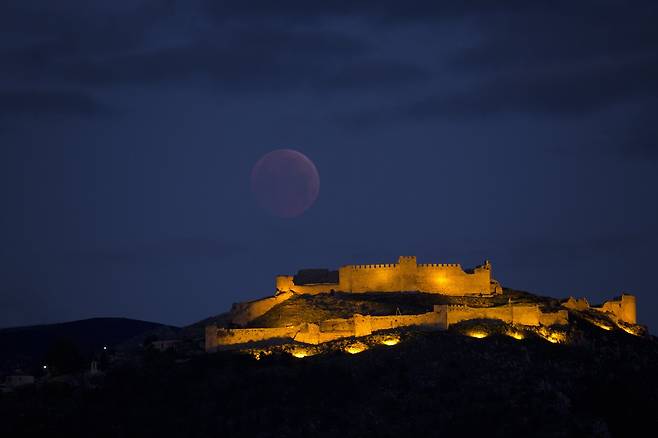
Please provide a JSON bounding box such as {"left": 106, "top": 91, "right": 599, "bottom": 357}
{"left": 1, "top": 2, "right": 657, "bottom": 331}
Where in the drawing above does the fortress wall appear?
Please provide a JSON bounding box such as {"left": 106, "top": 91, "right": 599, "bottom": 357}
{"left": 205, "top": 325, "right": 218, "bottom": 352}
{"left": 416, "top": 265, "right": 491, "bottom": 295}
{"left": 338, "top": 260, "right": 492, "bottom": 295}
{"left": 562, "top": 294, "right": 636, "bottom": 325}
{"left": 276, "top": 276, "right": 295, "bottom": 292}
{"left": 292, "top": 283, "right": 340, "bottom": 294}
{"left": 214, "top": 326, "right": 297, "bottom": 346}
{"left": 437, "top": 304, "right": 568, "bottom": 327}
{"left": 442, "top": 305, "right": 513, "bottom": 326}
{"left": 511, "top": 305, "right": 541, "bottom": 326}
{"left": 278, "top": 257, "right": 498, "bottom": 295}
{"left": 294, "top": 323, "right": 321, "bottom": 344}
{"left": 596, "top": 294, "right": 637, "bottom": 324}
{"left": 539, "top": 310, "right": 569, "bottom": 326}
{"left": 230, "top": 291, "right": 294, "bottom": 326}
{"left": 563, "top": 297, "right": 590, "bottom": 311}
{"left": 339, "top": 264, "right": 399, "bottom": 292}
{"left": 276, "top": 276, "right": 338, "bottom": 295}
{"left": 319, "top": 318, "right": 354, "bottom": 332}
{"left": 369, "top": 312, "right": 445, "bottom": 331}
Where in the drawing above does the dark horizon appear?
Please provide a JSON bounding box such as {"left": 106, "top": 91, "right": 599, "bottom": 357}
{"left": 1, "top": 1, "right": 657, "bottom": 331}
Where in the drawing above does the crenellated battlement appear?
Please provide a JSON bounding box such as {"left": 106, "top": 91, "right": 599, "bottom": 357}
{"left": 275, "top": 256, "right": 500, "bottom": 296}
{"left": 350, "top": 263, "right": 397, "bottom": 269}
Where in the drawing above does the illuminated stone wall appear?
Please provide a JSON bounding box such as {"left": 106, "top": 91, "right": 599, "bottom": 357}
{"left": 230, "top": 291, "right": 294, "bottom": 326}
{"left": 208, "top": 312, "right": 447, "bottom": 350}
{"left": 435, "top": 304, "right": 568, "bottom": 327}
{"left": 208, "top": 326, "right": 297, "bottom": 350}
{"left": 563, "top": 293, "right": 637, "bottom": 324}
{"left": 206, "top": 304, "right": 571, "bottom": 350}
{"left": 276, "top": 256, "right": 499, "bottom": 296}
{"left": 594, "top": 294, "right": 637, "bottom": 324}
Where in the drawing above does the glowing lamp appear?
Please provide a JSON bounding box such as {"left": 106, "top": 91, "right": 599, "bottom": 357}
{"left": 467, "top": 331, "right": 488, "bottom": 339}
{"left": 507, "top": 331, "right": 524, "bottom": 340}
{"left": 381, "top": 336, "right": 400, "bottom": 346}
{"left": 345, "top": 343, "right": 367, "bottom": 354}
{"left": 291, "top": 349, "right": 313, "bottom": 358}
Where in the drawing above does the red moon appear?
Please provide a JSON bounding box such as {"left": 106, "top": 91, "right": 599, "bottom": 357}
{"left": 250, "top": 149, "right": 320, "bottom": 218}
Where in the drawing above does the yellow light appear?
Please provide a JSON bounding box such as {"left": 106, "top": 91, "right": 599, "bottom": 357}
{"left": 345, "top": 342, "right": 367, "bottom": 354}
{"left": 618, "top": 324, "right": 641, "bottom": 336}
{"left": 506, "top": 331, "right": 524, "bottom": 340}
{"left": 467, "top": 331, "right": 488, "bottom": 339}
{"left": 536, "top": 327, "right": 566, "bottom": 344}
{"left": 585, "top": 318, "right": 613, "bottom": 331}
{"left": 381, "top": 336, "right": 400, "bottom": 346}
{"left": 252, "top": 351, "right": 261, "bottom": 360}
{"left": 291, "top": 348, "right": 314, "bottom": 358}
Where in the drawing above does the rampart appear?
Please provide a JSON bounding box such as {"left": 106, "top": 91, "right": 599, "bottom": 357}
{"left": 276, "top": 256, "right": 501, "bottom": 296}
{"left": 434, "top": 303, "right": 568, "bottom": 327}
{"left": 563, "top": 293, "right": 636, "bottom": 324}
{"left": 206, "top": 312, "right": 447, "bottom": 350}
{"left": 206, "top": 303, "right": 570, "bottom": 351}
{"left": 229, "top": 291, "right": 294, "bottom": 326}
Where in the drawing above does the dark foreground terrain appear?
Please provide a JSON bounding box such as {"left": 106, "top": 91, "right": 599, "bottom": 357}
{"left": 1, "top": 317, "right": 657, "bottom": 438}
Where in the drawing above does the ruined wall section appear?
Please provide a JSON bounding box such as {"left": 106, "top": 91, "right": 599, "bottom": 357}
{"left": 563, "top": 293, "right": 637, "bottom": 325}
{"left": 230, "top": 291, "right": 294, "bottom": 326}
{"left": 217, "top": 327, "right": 297, "bottom": 345}
{"left": 539, "top": 310, "right": 569, "bottom": 326}
{"left": 369, "top": 312, "right": 446, "bottom": 331}
{"left": 276, "top": 276, "right": 338, "bottom": 295}
{"left": 595, "top": 294, "right": 637, "bottom": 324}
{"left": 208, "top": 304, "right": 569, "bottom": 351}
{"left": 435, "top": 304, "right": 568, "bottom": 327}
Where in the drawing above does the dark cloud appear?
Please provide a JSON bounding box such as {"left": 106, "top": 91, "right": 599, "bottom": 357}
{"left": 318, "top": 60, "right": 430, "bottom": 91}
{"left": 432, "top": 2, "right": 658, "bottom": 118}
{"left": 508, "top": 233, "right": 654, "bottom": 264}
{"left": 69, "top": 238, "right": 242, "bottom": 265}
{"left": 405, "top": 55, "right": 658, "bottom": 119}
{"left": 202, "top": 1, "right": 532, "bottom": 25}
{"left": 0, "top": 90, "right": 109, "bottom": 117}
{"left": 606, "top": 103, "right": 658, "bottom": 161}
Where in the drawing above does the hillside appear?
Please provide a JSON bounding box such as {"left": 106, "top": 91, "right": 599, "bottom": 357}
{"left": 244, "top": 288, "right": 559, "bottom": 328}
{"left": 1, "top": 315, "right": 656, "bottom": 437}
{"left": 0, "top": 318, "right": 179, "bottom": 372}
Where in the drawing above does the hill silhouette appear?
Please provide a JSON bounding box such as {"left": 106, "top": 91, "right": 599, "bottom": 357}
{"left": 1, "top": 315, "right": 656, "bottom": 437}
{"left": 0, "top": 317, "right": 178, "bottom": 372}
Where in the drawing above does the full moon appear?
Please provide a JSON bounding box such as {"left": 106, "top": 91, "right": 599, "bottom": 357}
{"left": 251, "top": 149, "right": 320, "bottom": 218}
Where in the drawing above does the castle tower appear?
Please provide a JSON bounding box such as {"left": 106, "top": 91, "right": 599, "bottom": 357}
{"left": 620, "top": 293, "right": 637, "bottom": 324}
{"left": 398, "top": 256, "right": 417, "bottom": 291}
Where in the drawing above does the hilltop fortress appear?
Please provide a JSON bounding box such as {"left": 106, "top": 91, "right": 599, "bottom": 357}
{"left": 276, "top": 256, "right": 502, "bottom": 296}
{"left": 206, "top": 256, "right": 640, "bottom": 352}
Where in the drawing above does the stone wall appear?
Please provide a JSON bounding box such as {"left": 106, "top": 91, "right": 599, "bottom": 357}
{"left": 563, "top": 293, "right": 637, "bottom": 324}
{"left": 208, "top": 326, "right": 298, "bottom": 350}
{"left": 434, "top": 304, "right": 568, "bottom": 327}
{"left": 207, "top": 311, "right": 448, "bottom": 350}
{"left": 276, "top": 256, "right": 498, "bottom": 296}
{"left": 594, "top": 294, "right": 636, "bottom": 324}
{"left": 229, "top": 291, "right": 294, "bottom": 326}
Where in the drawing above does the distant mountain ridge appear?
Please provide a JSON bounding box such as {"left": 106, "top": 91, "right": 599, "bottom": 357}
{"left": 0, "top": 317, "right": 179, "bottom": 372}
